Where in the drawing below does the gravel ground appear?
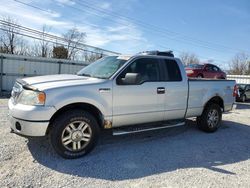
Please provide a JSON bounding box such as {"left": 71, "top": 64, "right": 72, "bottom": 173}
{"left": 0, "top": 98, "right": 250, "bottom": 188}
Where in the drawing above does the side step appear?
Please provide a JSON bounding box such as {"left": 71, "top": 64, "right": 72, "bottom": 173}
{"left": 112, "top": 121, "right": 185, "bottom": 136}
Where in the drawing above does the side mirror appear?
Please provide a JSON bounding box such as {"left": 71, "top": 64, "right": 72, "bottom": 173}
{"left": 121, "top": 73, "right": 141, "bottom": 85}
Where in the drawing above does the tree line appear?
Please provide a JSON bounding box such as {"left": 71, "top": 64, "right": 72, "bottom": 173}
{"left": 0, "top": 17, "right": 103, "bottom": 62}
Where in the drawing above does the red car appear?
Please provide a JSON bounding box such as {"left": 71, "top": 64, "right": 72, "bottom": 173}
{"left": 185, "top": 63, "right": 226, "bottom": 79}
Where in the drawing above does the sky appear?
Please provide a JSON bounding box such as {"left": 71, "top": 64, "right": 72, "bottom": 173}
{"left": 0, "top": 0, "right": 250, "bottom": 68}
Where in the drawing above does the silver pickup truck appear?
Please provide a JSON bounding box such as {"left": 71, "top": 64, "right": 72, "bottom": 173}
{"left": 8, "top": 51, "right": 236, "bottom": 158}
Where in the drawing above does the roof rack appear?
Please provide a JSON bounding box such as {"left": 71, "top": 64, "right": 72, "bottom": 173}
{"left": 138, "top": 50, "right": 174, "bottom": 57}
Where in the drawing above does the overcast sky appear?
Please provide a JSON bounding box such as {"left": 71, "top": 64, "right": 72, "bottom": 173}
{"left": 0, "top": 0, "right": 250, "bottom": 68}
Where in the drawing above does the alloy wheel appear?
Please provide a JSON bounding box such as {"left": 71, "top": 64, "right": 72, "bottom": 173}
{"left": 207, "top": 109, "right": 219, "bottom": 128}
{"left": 61, "top": 121, "right": 92, "bottom": 151}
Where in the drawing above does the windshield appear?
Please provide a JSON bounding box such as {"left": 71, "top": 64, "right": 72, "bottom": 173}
{"left": 77, "top": 56, "right": 127, "bottom": 79}
{"left": 185, "top": 64, "right": 204, "bottom": 69}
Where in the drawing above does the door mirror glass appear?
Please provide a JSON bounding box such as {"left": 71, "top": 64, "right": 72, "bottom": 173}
{"left": 120, "top": 73, "right": 141, "bottom": 85}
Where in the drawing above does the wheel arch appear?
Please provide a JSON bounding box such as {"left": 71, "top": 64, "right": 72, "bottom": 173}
{"left": 197, "top": 73, "right": 204, "bottom": 78}
{"left": 47, "top": 102, "right": 103, "bottom": 135}
{"left": 204, "top": 96, "right": 224, "bottom": 112}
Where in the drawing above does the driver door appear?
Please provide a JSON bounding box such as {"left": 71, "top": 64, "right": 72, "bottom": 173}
{"left": 112, "top": 57, "right": 165, "bottom": 127}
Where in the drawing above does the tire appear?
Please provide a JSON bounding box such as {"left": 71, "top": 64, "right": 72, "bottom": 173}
{"left": 242, "top": 95, "right": 246, "bottom": 102}
{"left": 197, "top": 103, "right": 222, "bottom": 133}
{"left": 197, "top": 74, "right": 203, "bottom": 78}
{"left": 50, "top": 110, "right": 100, "bottom": 159}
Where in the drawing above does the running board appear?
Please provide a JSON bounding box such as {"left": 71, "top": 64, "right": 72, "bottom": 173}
{"left": 112, "top": 122, "right": 185, "bottom": 136}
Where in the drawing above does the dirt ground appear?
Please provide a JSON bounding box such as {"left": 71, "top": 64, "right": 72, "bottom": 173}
{"left": 0, "top": 98, "right": 249, "bottom": 188}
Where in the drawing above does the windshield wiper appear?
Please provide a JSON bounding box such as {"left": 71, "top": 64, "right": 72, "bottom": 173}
{"left": 91, "top": 76, "right": 108, "bottom": 79}
{"left": 79, "top": 73, "right": 92, "bottom": 77}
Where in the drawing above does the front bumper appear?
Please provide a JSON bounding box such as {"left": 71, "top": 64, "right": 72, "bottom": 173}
{"left": 9, "top": 115, "right": 49, "bottom": 137}
{"left": 8, "top": 98, "right": 56, "bottom": 137}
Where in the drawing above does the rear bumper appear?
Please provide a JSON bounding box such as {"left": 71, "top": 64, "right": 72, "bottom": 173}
{"left": 232, "top": 103, "right": 237, "bottom": 111}
{"left": 9, "top": 115, "right": 49, "bottom": 137}
{"left": 224, "top": 103, "right": 236, "bottom": 112}
{"left": 186, "top": 73, "right": 197, "bottom": 77}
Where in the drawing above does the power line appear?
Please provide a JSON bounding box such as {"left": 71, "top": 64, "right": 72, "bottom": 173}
{"left": 0, "top": 23, "right": 117, "bottom": 56}
{"left": 0, "top": 20, "right": 120, "bottom": 55}
{"left": 157, "top": 44, "right": 228, "bottom": 63}
{"left": 0, "top": 21, "right": 229, "bottom": 64}
{"left": 9, "top": 0, "right": 233, "bottom": 62}
{"left": 15, "top": 0, "right": 146, "bottom": 42}
{"left": 14, "top": 0, "right": 57, "bottom": 16}
{"left": 58, "top": 0, "right": 223, "bottom": 52}
{"left": 15, "top": 0, "right": 230, "bottom": 54}
{"left": 68, "top": 0, "right": 234, "bottom": 63}
{"left": 73, "top": 0, "right": 246, "bottom": 54}
{"left": 14, "top": 0, "right": 229, "bottom": 52}
{"left": 14, "top": 0, "right": 246, "bottom": 57}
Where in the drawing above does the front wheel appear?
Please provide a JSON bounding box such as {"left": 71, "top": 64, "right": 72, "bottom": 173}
{"left": 50, "top": 110, "right": 100, "bottom": 159}
{"left": 197, "top": 103, "right": 222, "bottom": 133}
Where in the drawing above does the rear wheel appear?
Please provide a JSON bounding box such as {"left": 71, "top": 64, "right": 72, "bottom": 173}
{"left": 197, "top": 74, "right": 203, "bottom": 78}
{"left": 242, "top": 95, "right": 246, "bottom": 102}
{"left": 50, "top": 110, "right": 100, "bottom": 159}
{"left": 197, "top": 103, "right": 222, "bottom": 133}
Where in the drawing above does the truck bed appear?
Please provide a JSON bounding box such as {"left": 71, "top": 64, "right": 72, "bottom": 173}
{"left": 186, "top": 78, "right": 235, "bottom": 118}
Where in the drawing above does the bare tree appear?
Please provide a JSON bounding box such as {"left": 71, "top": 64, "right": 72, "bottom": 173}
{"left": 247, "top": 61, "right": 250, "bottom": 75}
{"left": 63, "top": 27, "right": 86, "bottom": 60}
{"left": 33, "top": 25, "right": 51, "bottom": 57}
{"left": 0, "top": 17, "right": 20, "bottom": 54}
{"left": 41, "top": 25, "right": 51, "bottom": 57}
{"left": 179, "top": 52, "right": 200, "bottom": 65}
{"left": 15, "top": 38, "right": 30, "bottom": 56}
{"left": 228, "top": 53, "right": 249, "bottom": 75}
{"left": 83, "top": 50, "right": 103, "bottom": 63}
{"left": 0, "top": 46, "right": 8, "bottom": 53}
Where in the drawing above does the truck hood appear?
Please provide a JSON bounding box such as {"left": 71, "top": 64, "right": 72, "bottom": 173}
{"left": 18, "top": 74, "right": 104, "bottom": 91}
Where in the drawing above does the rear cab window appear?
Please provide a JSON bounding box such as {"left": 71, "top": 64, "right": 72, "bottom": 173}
{"left": 162, "top": 59, "right": 182, "bottom": 81}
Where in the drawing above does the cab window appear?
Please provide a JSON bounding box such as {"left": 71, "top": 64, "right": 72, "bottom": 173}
{"left": 117, "top": 58, "right": 160, "bottom": 85}
{"left": 163, "top": 59, "right": 182, "bottom": 81}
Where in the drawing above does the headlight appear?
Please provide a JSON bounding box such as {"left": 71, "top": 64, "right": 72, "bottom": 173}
{"left": 18, "top": 90, "right": 46, "bottom": 106}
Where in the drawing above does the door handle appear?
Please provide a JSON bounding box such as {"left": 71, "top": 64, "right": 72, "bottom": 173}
{"left": 157, "top": 87, "right": 165, "bottom": 94}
